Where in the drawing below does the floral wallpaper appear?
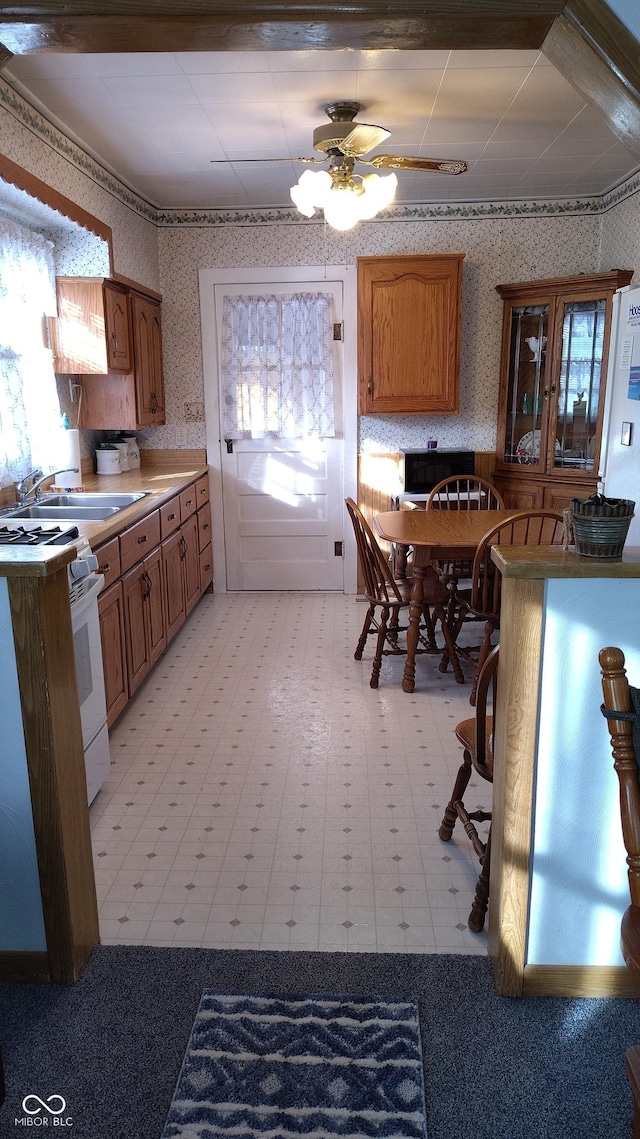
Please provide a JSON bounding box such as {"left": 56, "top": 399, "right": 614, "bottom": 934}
{"left": 155, "top": 213, "right": 602, "bottom": 454}
{"left": 0, "top": 72, "right": 639, "bottom": 459}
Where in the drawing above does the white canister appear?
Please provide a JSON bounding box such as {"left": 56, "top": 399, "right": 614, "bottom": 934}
{"left": 112, "top": 441, "right": 130, "bottom": 471}
{"left": 123, "top": 433, "right": 140, "bottom": 469}
{"left": 96, "top": 445, "right": 121, "bottom": 476}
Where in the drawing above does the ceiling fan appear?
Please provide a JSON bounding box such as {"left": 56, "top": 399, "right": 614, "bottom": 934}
{"left": 211, "top": 102, "right": 468, "bottom": 229}
{"left": 212, "top": 101, "right": 468, "bottom": 176}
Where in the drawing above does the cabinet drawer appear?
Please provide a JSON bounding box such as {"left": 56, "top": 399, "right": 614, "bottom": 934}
{"left": 160, "top": 494, "right": 181, "bottom": 539}
{"left": 119, "top": 510, "right": 160, "bottom": 574}
{"left": 93, "top": 537, "right": 121, "bottom": 588}
{"left": 197, "top": 502, "right": 212, "bottom": 552}
{"left": 195, "top": 474, "right": 209, "bottom": 507}
{"left": 180, "top": 484, "right": 198, "bottom": 522}
{"left": 199, "top": 544, "right": 213, "bottom": 591}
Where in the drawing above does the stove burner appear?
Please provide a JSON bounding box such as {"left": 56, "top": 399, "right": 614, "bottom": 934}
{"left": 0, "top": 524, "right": 80, "bottom": 546}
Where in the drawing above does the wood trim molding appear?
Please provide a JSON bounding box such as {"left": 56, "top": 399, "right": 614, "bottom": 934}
{"left": 0, "top": 152, "right": 114, "bottom": 267}
{"left": 0, "top": 951, "right": 50, "bottom": 984}
{"left": 523, "top": 964, "right": 640, "bottom": 998}
{"left": 0, "top": 2, "right": 564, "bottom": 54}
{"left": 8, "top": 568, "right": 100, "bottom": 983}
{"left": 543, "top": 1, "right": 640, "bottom": 161}
{"left": 488, "top": 576, "right": 545, "bottom": 997}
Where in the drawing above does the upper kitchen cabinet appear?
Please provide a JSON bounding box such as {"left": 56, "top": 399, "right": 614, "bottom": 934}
{"left": 493, "top": 270, "right": 633, "bottom": 512}
{"left": 55, "top": 277, "right": 132, "bottom": 374}
{"left": 54, "top": 276, "right": 165, "bottom": 430}
{"left": 357, "top": 254, "right": 464, "bottom": 415}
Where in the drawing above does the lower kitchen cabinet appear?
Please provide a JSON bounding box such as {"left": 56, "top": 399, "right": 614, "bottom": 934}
{"left": 97, "top": 580, "right": 128, "bottom": 726}
{"left": 97, "top": 472, "right": 211, "bottom": 723}
{"left": 122, "top": 546, "right": 166, "bottom": 696}
{"left": 162, "top": 513, "right": 201, "bottom": 638}
{"left": 162, "top": 528, "right": 187, "bottom": 641}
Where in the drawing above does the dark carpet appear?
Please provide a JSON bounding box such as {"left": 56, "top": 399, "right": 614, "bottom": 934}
{"left": 1, "top": 946, "right": 640, "bottom": 1139}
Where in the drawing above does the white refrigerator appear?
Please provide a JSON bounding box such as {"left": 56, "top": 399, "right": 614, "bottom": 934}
{"left": 599, "top": 283, "right": 640, "bottom": 547}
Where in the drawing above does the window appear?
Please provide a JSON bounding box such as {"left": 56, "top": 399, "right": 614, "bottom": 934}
{"left": 221, "top": 292, "right": 336, "bottom": 440}
{"left": 0, "top": 216, "right": 59, "bottom": 487}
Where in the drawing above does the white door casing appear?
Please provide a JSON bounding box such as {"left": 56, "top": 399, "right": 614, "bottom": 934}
{"left": 199, "top": 266, "right": 358, "bottom": 593}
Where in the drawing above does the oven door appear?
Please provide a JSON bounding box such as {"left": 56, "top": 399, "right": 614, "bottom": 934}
{"left": 70, "top": 573, "right": 107, "bottom": 751}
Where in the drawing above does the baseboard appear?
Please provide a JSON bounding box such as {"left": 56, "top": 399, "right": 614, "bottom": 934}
{"left": 523, "top": 963, "right": 640, "bottom": 997}
{"left": 0, "top": 951, "right": 50, "bottom": 983}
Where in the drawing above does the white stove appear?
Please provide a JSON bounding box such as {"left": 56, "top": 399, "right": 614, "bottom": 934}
{"left": 0, "top": 520, "right": 110, "bottom": 803}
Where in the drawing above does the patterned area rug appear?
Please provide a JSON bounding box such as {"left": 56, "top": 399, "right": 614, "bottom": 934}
{"left": 161, "top": 990, "right": 428, "bottom": 1138}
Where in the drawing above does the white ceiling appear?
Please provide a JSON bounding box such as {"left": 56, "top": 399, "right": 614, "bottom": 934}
{"left": 4, "top": 48, "right": 639, "bottom": 210}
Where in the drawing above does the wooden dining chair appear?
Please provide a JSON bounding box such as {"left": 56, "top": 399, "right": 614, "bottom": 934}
{"left": 600, "top": 646, "right": 640, "bottom": 1138}
{"left": 426, "top": 475, "right": 505, "bottom": 513}
{"left": 439, "top": 645, "right": 499, "bottom": 933}
{"left": 345, "top": 498, "right": 464, "bottom": 687}
{"left": 447, "top": 509, "right": 564, "bottom": 702}
{"left": 426, "top": 475, "right": 505, "bottom": 595}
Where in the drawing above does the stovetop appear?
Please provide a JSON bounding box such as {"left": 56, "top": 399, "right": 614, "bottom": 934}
{"left": 0, "top": 524, "right": 81, "bottom": 546}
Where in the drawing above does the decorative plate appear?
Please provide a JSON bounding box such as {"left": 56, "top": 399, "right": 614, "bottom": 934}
{"left": 516, "top": 430, "right": 561, "bottom": 462}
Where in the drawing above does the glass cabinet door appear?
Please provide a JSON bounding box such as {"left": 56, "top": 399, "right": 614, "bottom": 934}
{"left": 502, "top": 304, "right": 549, "bottom": 469}
{"left": 553, "top": 298, "right": 606, "bottom": 474}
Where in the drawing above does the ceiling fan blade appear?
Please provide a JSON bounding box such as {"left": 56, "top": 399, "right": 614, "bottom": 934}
{"left": 368, "top": 155, "right": 468, "bottom": 174}
{"left": 339, "top": 123, "right": 390, "bottom": 157}
{"left": 209, "top": 156, "right": 326, "bottom": 165}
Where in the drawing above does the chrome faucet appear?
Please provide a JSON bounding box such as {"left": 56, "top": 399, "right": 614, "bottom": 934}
{"left": 16, "top": 467, "right": 79, "bottom": 505}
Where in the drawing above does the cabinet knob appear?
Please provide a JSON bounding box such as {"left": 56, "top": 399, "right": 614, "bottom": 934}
{"left": 367, "top": 375, "right": 372, "bottom": 396}
{"left": 137, "top": 535, "right": 148, "bottom": 544}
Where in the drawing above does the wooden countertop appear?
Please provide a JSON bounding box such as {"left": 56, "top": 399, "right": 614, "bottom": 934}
{"left": 0, "top": 452, "right": 209, "bottom": 577}
{"left": 492, "top": 544, "right": 640, "bottom": 578}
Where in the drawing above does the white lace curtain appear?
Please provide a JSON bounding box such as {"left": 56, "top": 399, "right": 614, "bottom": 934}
{"left": 0, "top": 217, "right": 59, "bottom": 487}
{"left": 221, "top": 292, "right": 336, "bottom": 440}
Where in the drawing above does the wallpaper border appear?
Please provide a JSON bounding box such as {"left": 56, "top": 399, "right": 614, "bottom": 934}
{"left": 2, "top": 74, "right": 640, "bottom": 228}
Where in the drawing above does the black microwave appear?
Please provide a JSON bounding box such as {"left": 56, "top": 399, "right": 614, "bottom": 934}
{"left": 401, "top": 448, "right": 475, "bottom": 495}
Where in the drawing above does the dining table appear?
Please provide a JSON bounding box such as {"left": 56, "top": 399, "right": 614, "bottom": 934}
{"left": 373, "top": 508, "right": 517, "bottom": 692}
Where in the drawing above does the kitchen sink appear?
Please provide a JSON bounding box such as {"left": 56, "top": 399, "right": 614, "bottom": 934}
{"left": 8, "top": 504, "right": 122, "bottom": 520}
{"left": 38, "top": 492, "right": 148, "bottom": 508}
{"left": 4, "top": 491, "right": 148, "bottom": 521}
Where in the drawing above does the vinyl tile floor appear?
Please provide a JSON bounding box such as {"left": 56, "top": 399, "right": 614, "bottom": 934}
{"left": 91, "top": 591, "right": 490, "bottom": 955}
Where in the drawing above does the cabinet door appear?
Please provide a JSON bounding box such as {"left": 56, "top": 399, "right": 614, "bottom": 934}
{"left": 122, "top": 562, "right": 151, "bottom": 695}
{"left": 103, "top": 283, "right": 132, "bottom": 372}
{"left": 543, "top": 480, "right": 596, "bottom": 514}
{"left": 199, "top": 544, "right": 213, "bottom": 593}
{"left": 358, "top": 255, "right": 464, "bottom": 415}
{"left": 197, "top": 502, "right": 212, "bottom": 552}
{"left": 549, "top": 296, "right": 608, "bottom": 479}
{"left": 97, "top": 580, "right": 129, "bottom": 725}
{"left": 144, "top": 547, "right": 166, "bottom": 664}
{"left": 496, "top": 299, "right": 551, "bottom": 472}
{"left": 131, "top": 292, "right": 165, "bottom": 426}
{"left": 162, "top": 529, "right": 186, "bottom": 642}
{"left": 494, "top": 476, "right": 545, "bottom": 511}
{"left": 182, "top": 513, "right": 201, "bottom": 615}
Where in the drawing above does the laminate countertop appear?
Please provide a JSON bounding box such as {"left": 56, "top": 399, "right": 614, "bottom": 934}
{"left": 0, "top": 453, "right": 209, "bottom": 577}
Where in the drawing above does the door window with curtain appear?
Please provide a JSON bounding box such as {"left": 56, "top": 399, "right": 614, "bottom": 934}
{"left": 0, "top": 216, "right": 60, "bottom": 488}
{"left": 221, "top": 291, "right": 336, "bottom": 440}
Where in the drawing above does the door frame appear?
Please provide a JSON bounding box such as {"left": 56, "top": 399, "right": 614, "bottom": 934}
{"left": 199, "top": 264, "right": 358, "bottom": 594}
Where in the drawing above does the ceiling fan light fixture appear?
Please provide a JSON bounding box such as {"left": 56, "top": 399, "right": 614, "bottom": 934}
{"left": 290, "top": 167, "right": 397, "bottom": 230}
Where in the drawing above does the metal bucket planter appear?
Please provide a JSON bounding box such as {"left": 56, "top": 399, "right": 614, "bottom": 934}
{"left": 570, "top": 492, "right": 635, "bottom": 558}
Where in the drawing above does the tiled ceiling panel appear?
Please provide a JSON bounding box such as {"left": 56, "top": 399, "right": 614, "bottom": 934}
{"left": 4, "top": 48, "right": 639, "bottom": 209}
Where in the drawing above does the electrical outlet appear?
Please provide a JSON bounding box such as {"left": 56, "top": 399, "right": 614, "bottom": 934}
{"left": 175, "top": 425, "right": 188, "bottom": 447}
